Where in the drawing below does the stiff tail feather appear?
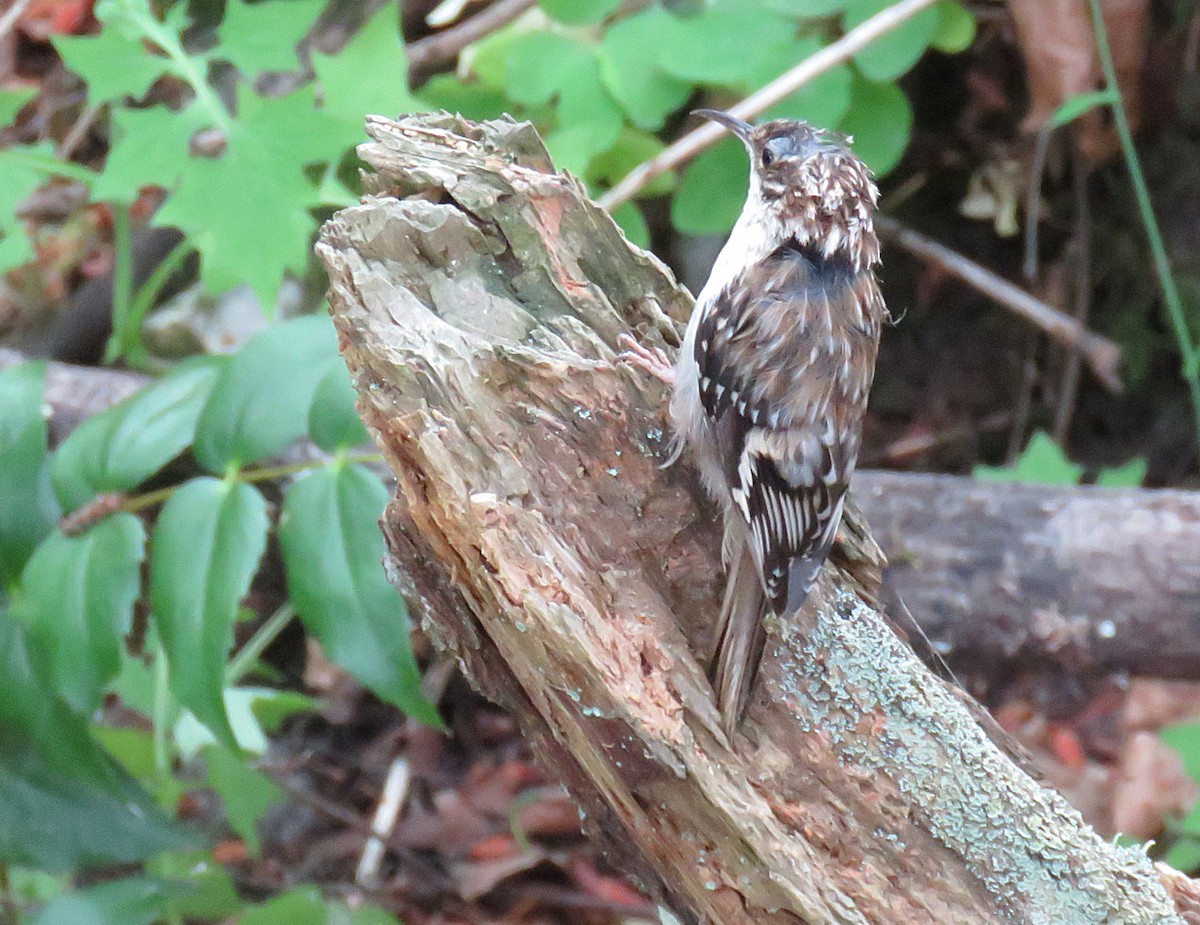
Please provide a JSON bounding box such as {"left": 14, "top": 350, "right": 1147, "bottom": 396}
{"left": 709, "top": 539, "right": 768, "bottom": 737}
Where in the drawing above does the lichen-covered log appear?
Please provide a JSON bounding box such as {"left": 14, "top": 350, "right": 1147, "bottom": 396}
{"left": 316, "top": 113, "right": 1184, "bottom": 925}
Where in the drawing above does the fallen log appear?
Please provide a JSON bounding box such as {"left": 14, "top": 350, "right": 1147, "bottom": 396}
{"left": 854, "top": 471, "right": 1200, "bottom": 680}
{"left": 316, "top": 112, "right": 1189, "bottom": 924}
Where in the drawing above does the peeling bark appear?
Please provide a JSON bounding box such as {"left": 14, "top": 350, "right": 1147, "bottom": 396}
{"left": 317, "top": 113, "right": 1182, "bottom": 924}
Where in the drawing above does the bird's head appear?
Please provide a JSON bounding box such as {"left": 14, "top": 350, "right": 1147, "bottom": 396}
{"left": 696, "top": 110, "right": 881, "bottom": 270}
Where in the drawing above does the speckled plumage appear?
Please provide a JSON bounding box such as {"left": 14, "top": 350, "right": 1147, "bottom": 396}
{"left": 671, "top": 113, "right": 886, "bottom": 734}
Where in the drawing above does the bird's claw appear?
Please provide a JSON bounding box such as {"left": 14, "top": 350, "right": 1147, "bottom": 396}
{"left": 618, "top": 333, "right": 676, "bottom": 387}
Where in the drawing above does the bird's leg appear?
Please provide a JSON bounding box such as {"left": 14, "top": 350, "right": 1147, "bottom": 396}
{"left": 618, "top": 333, "right": 675, "bottom": 387}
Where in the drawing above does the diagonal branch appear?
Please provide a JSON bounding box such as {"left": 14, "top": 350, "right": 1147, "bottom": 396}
{"left": 316, "top": 113, "right": 1186, "bottom": 924}
{"left": 598, "top": 0, "right": 940, "bottom": 212}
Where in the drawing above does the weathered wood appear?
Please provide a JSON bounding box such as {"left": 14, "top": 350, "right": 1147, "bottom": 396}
{"left": 316, "top": 113, "right": 1189, "bottom": 924}
{"left": 854, "top": 471, "right": 1200, "bottom": 680}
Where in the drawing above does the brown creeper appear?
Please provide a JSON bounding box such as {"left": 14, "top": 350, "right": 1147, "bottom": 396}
{"left": 670, "top": 111, "right": 886, "bottom": 733}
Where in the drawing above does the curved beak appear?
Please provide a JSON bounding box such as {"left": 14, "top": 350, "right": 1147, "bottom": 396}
{"left": 693, "top": 109, "right": 752, "bottom": 144}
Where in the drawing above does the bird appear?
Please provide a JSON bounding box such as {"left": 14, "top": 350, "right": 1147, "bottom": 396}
{"left": 623, "top": 110, "right": 886, "bottom": 734}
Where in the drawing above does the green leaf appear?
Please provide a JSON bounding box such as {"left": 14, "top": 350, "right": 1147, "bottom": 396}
{"left": 155, "top": 87, "right": 343, "bottom": 308}
{"left": 0, "top": 612, "right": 188, "bottom": 871}
{"left": 32, "top": 877, "right": 176, "bottom": 925}
{"left": 1164, "top": 723, "right": 1200, "bottom": 783}
{"left": 504, "top": 32, "right": 586, "bottom": 106}
{"left": 241, "top": 887, "right": 326, "bottom": 925}
{"left": 0, "top": 362, "right": 59, "bottom": 591}
{"left": 659, "top": 7, "right": 796, "bottom": 85}
{"left": 308, "top": 362, "right": 370, "bottom": 452}
{"left": 150, "top": 850, "right": 242, "bottom": 920}
{"left": 92, "top": 726, "right": 158, "bottom": 781}
{"left": 671, "top": 137, "right": 749, "bottom": 235}
{"left": 466, "top": 26, "right": 526, "bottom": 92}
{"left": 52, "top": 358, "right": 221, "bottom": 511}
{"left": 1048, "top": 89, "right": 1117, "bottom": 129}
{"left": 599, "top": 7, "right": 692, "bottom": 129}
{"left": 1095, "top": 457, "right": 1147, "bottom": 487}
{"left": 416, "top": 75, "right": 508, "bottom": 121}
{"left": 839, "top": 73, "right": 911, "bottom": 175}
{"left": 92, "top": 104, "right": 207, "bottom": 203}
{"left": 330, "top": 904, "right": 404, "bottom": 925}
{"left": 546, "top": 55, "right": 624, "bottom": 175}
{"left": 844, "top": 0, "right": 940, "bottom": 82}
{"left": 587, "top": 128, "right": 673, "bottom": 196}
{"left": 931, "top": 0, "right": 976, "bottom": 53}
{"left": 313, "top": 3, "right": 417, "bottom": 134}
{"left": 53, "top": 30, "right": 167, "bottom": 104}
{"left": 174, "top": 686, "right": 314, "bottom": 759}
{"left": 204, "top": 746, "right": 284, "bottom": 856}
{"left": 1165, "top": 838, "right": 1200, "bottom": 874}
{"left": 975, "top": 432, "right": 1084, "bottom": 485}
{"left": 762, "top": 0, "right": 849, "bottom": 14}
{"left": 540, "top": 0, "right": 620, "bottom": 24}
{"left": 216, "top": 0, "right": 323, "bottom": 75}
{"left": 18, "top": 515, "right": 145, "bottom": 714}
{"left": 0, "top": 222, "right": 35, "bottom": 272}
{"left": 151, "top": 477, "right": 269, "bottom": 748}
{"left": 612, "top": 201, "right": 650, "bottom": 249}
{"left": 0, "top": 143, "right": 52, "bottom": 272}
{"left": 0, "top": 88, "right": 36, "bottom": 126}
{"left": 280, "top": 464, "right": 441, "bottom": 726}
{"left": 194, "top": 314, "right": 338, "bottom": 471}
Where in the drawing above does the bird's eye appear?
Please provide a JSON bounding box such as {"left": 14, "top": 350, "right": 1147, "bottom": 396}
{"left": 761, "top": 148, "right": 775, "bottom": 168}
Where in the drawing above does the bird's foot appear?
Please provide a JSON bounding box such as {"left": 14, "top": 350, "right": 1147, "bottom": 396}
{"left": 618, "top": 333, "right": 675, "bottom": 387}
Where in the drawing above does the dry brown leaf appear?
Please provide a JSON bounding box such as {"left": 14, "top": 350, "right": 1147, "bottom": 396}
{"left": 515, "top": 788, "right": 582, "bottom": 839}
{"left": 394, "top": 790, "right": 497, "bottom": 855}
{"left": 1008, "top": 0, "right": 1100, "bottom": 130}
{"left": 1123, "top": 680, "right": 1200, "bottom": 732}
{"left": 452, "top": 847, "right": 551, "bottom": 901}
{"left": 1006, "top": 0, "right": 1148, "bottom": 161}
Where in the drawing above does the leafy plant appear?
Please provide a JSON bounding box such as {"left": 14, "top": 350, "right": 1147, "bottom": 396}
{"left": 0, "top": 0, "right": 974, "bottom": 332}
{"left": 0, "top": 317, "right": 432, "bottom": 920}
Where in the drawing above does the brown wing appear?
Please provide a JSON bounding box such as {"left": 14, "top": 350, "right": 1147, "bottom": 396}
{"left": 694, "top": 240, "right": 883, "bottom": 614}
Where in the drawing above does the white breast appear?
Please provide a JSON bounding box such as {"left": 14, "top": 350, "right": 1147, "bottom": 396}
{"left": 669, "top": 201, "right": 778, "bottom": 502}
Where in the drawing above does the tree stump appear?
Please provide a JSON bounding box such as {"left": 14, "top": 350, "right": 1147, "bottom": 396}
{"left": 316, "top": 112, "right": 1185, "bottom": 925}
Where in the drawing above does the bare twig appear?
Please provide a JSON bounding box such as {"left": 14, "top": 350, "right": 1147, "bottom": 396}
{"left": 56, "top": 104, "right": 102, "bottom": 161}
{"left": 1006, "top": 330, "right": 1039, "bottom": 463}
{"left": 598, "top": 0, "right": 939, "bottom": 211}
{"left": 0, "top": 0, "right": 34, "bottom": 43}
{"left": 875, "top": 215, "right": 1123, "bottom": 392}
{"left": 407, "top": 0, "right": 537, "bottom": 85}
{"left": 355, "top": 757, "right": 411, "bottom": 888}
{"left": 1023, "top": 125, "right": 1054, "bottom": 283}
{"left": 1053, "top": 146, "right": 1094, "bottom": 441}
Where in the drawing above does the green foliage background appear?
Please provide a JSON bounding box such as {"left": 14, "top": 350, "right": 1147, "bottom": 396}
{"left": 33, "top": 0, "right": 1196, "bottom": 921}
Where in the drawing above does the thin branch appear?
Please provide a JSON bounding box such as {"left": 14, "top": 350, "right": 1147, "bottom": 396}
{"left": 1053, "top": 145, "right": 1094, "bottom": 442}
{"left": 875, "top": 215, "right": 1123, "bottom": 392}
{"left": 597, "top": 0, "right": 939, "bottom": 211}
{"left": 407, "top": 0, "right": 537, "bottom": 85}
{"left": 355, "top": 757, "right": 411, "bottom": 888}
